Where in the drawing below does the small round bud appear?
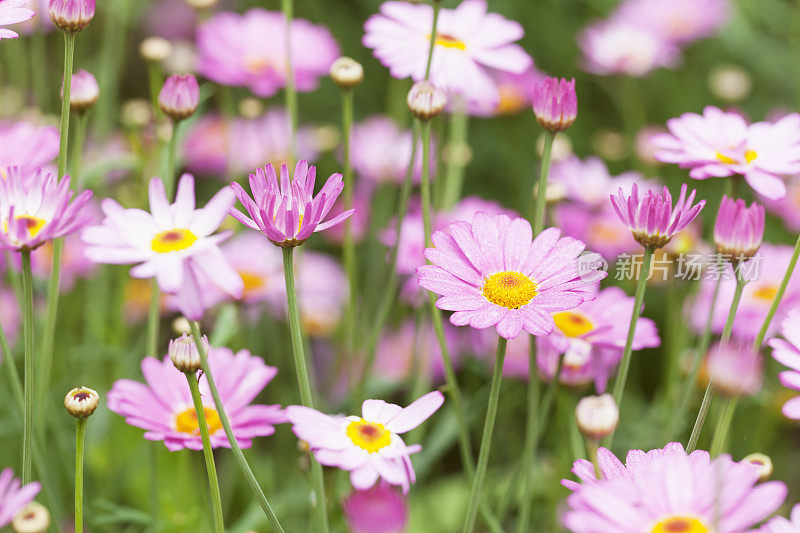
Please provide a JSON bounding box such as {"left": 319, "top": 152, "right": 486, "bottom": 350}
{"left": 407, "top": 81, "right": 446, "bottom": 121}
{"left": 159, "top": 74, "right": 200, "bottom": 121}
{"left": 329, "top": 57, "right": 364, "bottom": 90}
{"left": 140, "top": 37, "right": 172, "bottom": 63}
{"left": 239, "top": 97, "right": 264, "bottom": 119}
{"left": 172, "top": 316, "right": 192, "bottom": 336}
{"left": 121, "top": 99, "right": 152, "bottom": 130}
{"left": 742, "top": 453, "right": 773, "bottom": 482}
{"left": 575, "top": 393, "right": 619, "bottom": 440}
{"left": 64, "top": 386, "right": 99, "bottom": 418}
{"left": 49, "top": 0, "right": 95, "bottom": 33}
{"left": 65, "top": 69, "right": 99, "bottom": 113}
{"left": 185, "top": 0, "right": 219, "bottom": 9}
{"left": 169, "top": 333, "right": 208, "bottom": 373}
{"left": 12, "top": 502, "right": 50, "bottom": 533}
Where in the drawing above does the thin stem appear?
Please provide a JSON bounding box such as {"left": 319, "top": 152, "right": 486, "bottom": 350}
{"left": 424, "top": 2, "right": 441, "bottom": 81}
{"left": 58, "top": 32, "right": 75, "bottom": 179}
{"left": 147, "top": 281, "right": 161, "bottom": 358}
{"left": 463, "top": 337, "right": 507, "bottom": 533}
{"left": 189, "top": 321, "right": 285, "bottom": 533}
{"left": 20, "top": 250, "right": 34, "bottom": 485}
{"left": 71, "top": 112, "right": 89, "bottom": 186}
{"left": 709, "top": 398, "right": 738, "bottom": 456}
{"left": 147, "top": 62, "right": 163, "bottom": 116}
{"left": 281, "top": 248, "right": 329, "bottom": 533}
{"left": 586, "top": 438, "right": 601, "bottom": 479}
{"left": 184, "top": 372, "right": 224, "bottom": 533}
{"left": 165, "top": 119, "right": 180, "bottom": 199}
{"left": 281, "top": 0, "right": 297, "bottom": 165}
{"left": 529, "top": 131, "right": 554, "bottom": 232}
{"left": 340, "top": 88, "right": 357, "bottom": 389}
{"left": 752, "top": 233, "right": 800, "bottom": 351}
{"left": 440, "top": 105, "right": 469, "bottom": 210}
{"left": 75, "top": 417, "right": 86, "bottom": 533}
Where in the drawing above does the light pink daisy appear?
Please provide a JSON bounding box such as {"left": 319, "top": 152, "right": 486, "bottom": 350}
{"left": 653, "top": 106, "right": 800, "bottom": 199}
{"left": 107, "top": 346, "right": 285, "bottom": 451}
{"left": 760, "top": 174, "right": 800, "bottom": 232}
{"left": 0, "top": 468, "right": 39, "bottom": 527}
{"left": 614, "top": 0, "right": 730, "bottom": 46}
{"left": 0, "top": 166, "right": 93, "bottom": 251}
{"left": 467, "top": 66, "right": 545, "bottom": 117}
{"left": 343, "top": 483, "right": 408, "bottom": 533}
{"left": 229, "top": 161, "right": 353, "bottom": 247}
{"left": 768, "top": 309, "right": 800, "bottom": 420}
{"left": 0, "top": 120, "right": 58, "bottom": 174}
{"left": 551, "top": 156, "right": 644, "bottom": 208}
{"left": 0, "top": 0, "right": 35, "bottom": 39}
{"left": 417, "top": 212, "right": 605, "bottom": 339}
{"left": 760, "top": 504, "right": 800, "bottom": 532}
{"left": 349, "top": 116, "right": 430, "bottom": 185}
{"left": 363, "top": 0, "right": 531, "bottom": 106}
{"left": 285, "top": 391, "right": 444, "bottom": 493}
{"left": 562, "top": 442, "right": 786, "bottom": 532}
{"left": 197, "top": 9, "right": 339, "bottom": 98}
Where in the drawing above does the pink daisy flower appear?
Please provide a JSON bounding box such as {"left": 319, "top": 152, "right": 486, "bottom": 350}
{"left": 363, "top": 0, "right": 532, "bottom": 107}
{"left": 349, "top": 116, "right": 431, "bottom": 185}
{"left": 217, "top": 232, "right": 283, "bottom": 306}
{"left": 760, "top": 504, "right": 800, "bottom": 532}
{"left": 702, "top": 340, "right": 763, "bottom": 397}
{"left": 229, "top": 160, "right": 353, "bottom": 248}
{"left": 0, "top": 120, "right": 58, "bottom": 174}
{"left": 551, "top": 156, "right": 644, "bottom": 208}
{"left": 285, "top": 391, "right": 444, "bottom": 493}
{"left": 0, "top": 0, "right": 35, "bottom": 40}
{"left": 197, "top": 9, "right": 339, "bottom": 98}
{"left": 417, "top": 212, "right": 605, "bottom": 339}
{"left": 614, "top": 0, "right": 730, "bottom": 46}
{"left": 82, "top": 173, "right": 243, "bottom": 305}
{"left": 107, "top": 346, "right": 285, "bottom": 451}
{"left": 467, "top": 66, "right": 545, "bottom": 117}
{"left": 768, "top": 309, "right": 800, "bottom": 420}
{"left": 562, "top": 442, "right": 786, "bottom": 532}
{"left": 0, "top": 166, "right": 93, "bottom": 251}
{"left": 652, "top": 106, "right": 800, "bottom": 199}
{"left": 343, "top": 483, "right": 408, "bottom": 533}
{"left": 0, "top": 468, "right": 40, "bottom": 527}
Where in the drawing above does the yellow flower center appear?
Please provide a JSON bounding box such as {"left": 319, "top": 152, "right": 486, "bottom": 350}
{"left": 245, "top": 56, "right": 275, "bottom": 74}
{"left": 553, "top": 311, "right": 595, "bottom": 338}
{"left": 175, "top": 406, "right": 223, "bottom": 436}
{"left": 14, "top": 215, "right": 46, "bottom": 237}
{"left": 482, "top": 271, "right": 538, "bottom": 309}
{"left": 496, "top": 86, "right": 525, "bottom": 114}
{"left": 651, "top": 515, "right": 708, "bottom": 533}
{"left": 346, "top": 419, "right": 392, "bottom": 453}
{"left": 238, "top": 270, "right": 266, "bottom": 294}
{"left": 432, "top": 33, "right": 467, "bottom": 50}
{"left": 715, "top": 150, "right": 757, "bottom": 165}
{"left": 752, "top": 284, "right": 778, "bottom": 302}
{"left": 151, "top": 229, "right": 197, "bottom": 253}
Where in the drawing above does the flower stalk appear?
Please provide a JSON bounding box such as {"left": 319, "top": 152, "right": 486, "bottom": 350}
{"left": 74, "top": 417, "right": 86, "bottom": 533}
{"left": 20, "top": 250, "right": 34, "bottom": 485}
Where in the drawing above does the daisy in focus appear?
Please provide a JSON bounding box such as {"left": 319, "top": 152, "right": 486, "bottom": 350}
{"left": 0, "top": 0, "right": 35, "bottom": 40}
{"left": 417, "top": 212, "right": 605, "bottom": 339}
{"left": 285, "top": 391, "right": 444, "bottom": 493}
{"left": 108, "top": 346, "right": 285, "bottom": 451}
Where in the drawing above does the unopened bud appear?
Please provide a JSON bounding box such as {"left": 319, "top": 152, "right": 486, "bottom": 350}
{"left": 140, "top": 37, "right": 172, "bottom": 63}
{"left": 575, "top": 393, "right": 619, "bottom": 440}
{"left": 49, "top": 0, "right": 95, "bottom": 33}
{"left": 169, "top": 333, "right": 208, "bottom": 373}
{"left": 66, "top": 69, "right": 99, "bottom": 113}
{"left": 330, "top": 57, "right": 364, "bottom": 90}
{"left": 742, "top": 453, "right": 773, "bottom": 482}
{"left": 407, "top": 81, "right": 446, "bottom": 121}
{"left": 12, "top": 502, "right": 50, "bottom": 533}
{"left": 64, "top": 386, "right": 99, "bottom": 418}
{"left": 172, "top": 316, "right": 192, "bottom": 336}
{"left": 159, "top": 74, "right": 200, "bottom": 121}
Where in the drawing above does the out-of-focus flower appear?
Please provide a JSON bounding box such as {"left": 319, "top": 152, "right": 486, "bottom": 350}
{"left": 229, "top": 161, "right": 352, "bottom": 247}
{"left": 418, "top": 213, "right": 604, "bottom": 339}
{"left": 197, "top": 9, "right": 338, "bottom": 98}
{"left": 363, "top": 0, "right": 531, "bottom": 107}
{"left": 532, "top": 77, "right": 577, "bottom": 133}
{"left": 288, "top": 250, "right": 348, "bottom": 337}
{"left": 614, "top": 0, "right": 729, "bottom": 46}
{"left": 140, "top": 36, "right": 172, "bottom": 63}
{"left": 0, "top": 167, "right": 92, "bottom": 251}
{"left": 575, "top": 393, "right": 618, "bottom": 440}
{"left": 769, "top": 310, "right": 800, "bottom": 420}
{"left": 11, "top": 500, "right": 49, "bottom": 533}
{"left": 714, "top": 195, "right": 764, "bottom": 261}
{"left": 374, "top": 320, "right": 459, "bottom": 384}
{"left": 760, "top": 174, "right": 800, "bottom": 232}
{"left": 610, "top": 182, "right": 705, "bottom": 250}
{"left": 324, "top": 183, "right": 372, "bottom": 244}
{"left": 551, "top": 156, "right": 642, "bottom": 208}
{"left": 0, "top": 0, "right": 34, "bottom": 39}
{"left": 48, "top": 0, "right": 94, "bottom": 33}
{"left": 143, "top": 0, "right": 195, "bottom": 41}
{"left": 10, "top": 0, "right": 52, "bottom": 36}
{"left": 107, "top": 347, "right": 285, "bottom": 451}
{"left": 708, "top": 64, "right": 752, "bottom": 102}
{"left": 217, "top": 232, "right": 283, "bottom": 305}
{"left": 702, "top": 340, "right": 762, "bottom": 397}
{"left": 653, "top": 106, "right": 800, "bottom": 200}
{"left": 634, "top": 125, "right": 668, "bottom": 165}
{"left": 343, "top": 483, "right": 408, "bottom": 533}
{"left": 562, "top": 442, "right": 786, "bottom": 532}
{"left": 286, "top": 391, "right": 444, "bottom": 492}
{"left": 760, "top": 503, "right": 800, "bottom": 532}
{"left": 349, "top": 116, "right": 431, "bottom": 185}
{"left": 0, "top": 468, "right": 40, "bottom": 529}
{"left": 468, "top": 67, "right": 544, "bottom": 117}
{"left": 742, "top": 453, "right": 773, "bottom": 482}
{"left": 0, "top": 121, "right": 58, "bottom": 175}
{"left": 159, "top": 74, "right": 199, "bottom": 121}
{"left": 556, "top": 206, "right": 638, "bottom": 261}
{"left": 0, "top": 289, "right": 20, "bottom": 349}
{"left": 66, "top": 69, "right": 99, "bottom": 113}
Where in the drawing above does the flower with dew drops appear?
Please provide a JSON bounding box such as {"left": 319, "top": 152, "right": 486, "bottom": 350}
{"left": 0, "top": 0, "right": 34, "bottom": 40}
{"left": 229, "top": 160, "right": 353, "bottom": 248}
{"left": 0, "top": 468, "right": 40, "bottom": 528}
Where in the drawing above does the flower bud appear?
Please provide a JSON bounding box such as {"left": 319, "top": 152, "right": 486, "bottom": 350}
{"left": 65, "top": 69, "right": 99, "bottom": 113}
{"left": 64, "top": 386, "right": 99, "bottom": 418}
{"left": 705, "top": 341, "right": 762, "bottom": 397}
{"left": 172, "top": 316, "right": 192, "bottom": 336}
{"left": 185, "top": 0, "right": 219, "bottom": 9}
{"left": 140, "top": 37, "right": 172, "bottom": 63}
{"left": 12, "top": 502, "right": 50, "bottom": 533}
{"left": 344, "top": 484, "right": 408, "bottom": 533}
{"left": 239, "top": 97, "right": 264, "bottom": 119}
{"left": 575, "top": 393, "right": 619, "bottom": 440}
{"left": 742, "top": 453, "right": 773, "bottom": 482}
{"left": 330, "top": 57, "right": 364, "bottom": 90}
{"left": 532, "top": 76, "right": 577, "bottom": 132}
{"left": 169, "top": 333, "right": 208, "bottom": 373}
{"left": 407, "top": 81, "right": 446, "bottom": 121}
{"left": 714, "top": 195, "right": 765, "bottom": 263}
{"left": 49, "top": 0, "right": 95, "bottom": 33}
{"left": 158, "top": 74, "right": 200, "bottom": 121}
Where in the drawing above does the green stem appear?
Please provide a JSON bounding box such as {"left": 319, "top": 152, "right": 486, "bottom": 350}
{"left": 184, "top": 372, "right": 224, "bottom": 533}
{"left": 463, "top": 337, "right": 507, "bottom": 533}
{"left": 20, "top": 250, "right": 34, "bottom": 485}
{"left": 281, "top": 249, "right": 329, "bottom": 533}
{"left": 30, "top": 29, "right": 48, "bottom": 109}
{"left": 752, "top": 233, "right": 800, "bottom": 351}
{"left": 340, "top": 88, "right": 357, "bottom": 389}
{"left": 58, "top": 32, "right": 75, "bottom": 178}
{"left": 281, "top": 0, "right": 297, "bottom": 165}
{"left": 424, "top": 2, "right": 441, "bottom": 80}
{"left": 440, "top": 105, "right": 469, "bottom": 210}
{"left": 189, "top": 321, "right": 285, "bottom": 533}
{"left": 75, "top": 417, "right": 86, "bottom": 533}
{"left": 147, "top": 62, "right": 163, "bottom": 117}
{"left": 165, "top": 119, "right": 180, "bottom": 199}
{"left": 529, "top": 131, "right": 554, "bottom": 231}
{"left": 147, "top": 281, "right": 161, "bottom": 358}
{"left": 71, "top": 112, "right": 89, "bottom": 187}
{"left": 709, "top": 397, "right": 738, "bottom": 456}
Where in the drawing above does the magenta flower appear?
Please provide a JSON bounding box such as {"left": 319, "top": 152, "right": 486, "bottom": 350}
{"left": 417, "top": 212, "right": 605, "bottom": 339}
{"left": 614, "top": 0, "right": 730, "bottom": 46}
{"left": 0, "top": 0, "right": 34, "bottom": 39}
{"left": 714, "top": 195, "right": 764, "bottom": 260}
{"left": 159, "top": 74, "right": 200, "bottom": 121}
{"left": 653, "top": 107, "right": 800, "bottom": 199}
{"left": 0, "top": 121, "right": 58, "bottom": 175}
{"left": 197, "top": 9, "right": 339, "bottom": 98}
{"left": 704, "top": 340, "right": 762, "bottom": 397}
{"left": 532, "top": 77, "right": 577, "bottom": 132}
{"left": 363, "top": 0, "right": 531, "bottom": 107}
{"left": 229, "top": 161, "right": 353, "bottom": 247}
{"left": 562, "top": 442, "right": 786, "bottom": 532}
{"left": 0, "top": 468, "right": 40, "bottom": 528}
{"left": 769, "top": 310, "right": 800, "bottom": 420}
{"left": 610, "top": 182, "right": 705, "bottom": 249}
{"left": 761, "top": 503, "right": 800, "bottom": 532}
{"left": 343, "top": 483, "right": 408, "bottom": 533}
{"left": 107, "top": 347, "right": 285, "bottom": 451}
{"left": 286, "top": 391, "right": 443, "bottom": 493}
{"left": 48, "top": 0, "right": 94, "bottom": 33}
{"left": 0, "top": 167, "right": 92, "bottom": 251}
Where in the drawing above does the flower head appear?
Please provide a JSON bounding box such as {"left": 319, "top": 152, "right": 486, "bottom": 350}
{"left": 11, "top": 500, "right": 49, "bottom": 533}
{"left": 64, "top": 386, "right": 100, "bottom": 418}
{"left": 769, "top": 310, "right": 800, "bottom": 420}
{"left": 159, "top": 74, "right": 200, "bottom": 121}
{"left": 0, "top": 468, "right": 40, "bottom": 528}
{"left": 343, "top": 483, "right": 408, "bottom": 533}
{"left": 760, "top": 503, "right": 800, "bottom": 532}
{"left": 169, "top": 333, "right": 207, "bottom": 373}
{"left": 406, "top": 81, "right": 446, "bottom": 121}
{"left": 349, "top": 116, "right": 431, "bottom": 185}
{"left": 614, "top": 0, "right": 729, "bottom": 46}
{"left": 66, "top": 69, "right": 99, "bottom": 112}
{"left": 0, "top": 0, "right": 35, "bottom": 40}
{"left": 703, "top": 340, "right": 763, "bottom": 397}
{"left": 714, "top": 195, "right": 765, "bottom": 261}
{"left": 329, "top": 56, "right": 364, "bottom": 90}
{"left": 0, "top": 167, "right": 93, "bottom": 251}
{"left": 610, "top": 182, "right": 705, "bottom": 249}
{"left": 229, "top": 161, "right": 353, "bottom": 247}
{"left": 107, "top": 346, "right": 285, "bottom": 450}
{"left": 48, "top": 0, "right": 94, "bottom": 32}
{"left": 417, "top": 212, "right": 605, "bottom": 339}
{"left": 575, "top": 393, "right": 618, "bottom": 440}
{"left": 287, "top": 391, "right": 444, "bottom": 493}
{"left": 532, "top": 77, "right": 577, "bottom": 132}
{"left": 562, "top": 442, "right": 786, "bottom": 533}
{"left": 0, "top": 121, "right": 59, "bottom": 175}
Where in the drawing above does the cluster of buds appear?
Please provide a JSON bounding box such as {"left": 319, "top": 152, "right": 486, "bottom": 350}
{"left": 159, "top": 74, "right": 200, "bottom": 121}
{"left": 533, "top": 76, "right": 577, "bottom": 133}
{"left": 49, "top": 0, "right": 95, "bottom": 33}
{"left": 575, "top": 393, "right": 619, "bottom": 440}
{"left": 64, "top": 386, "right": 100, "bottom": 418}
{"left": 330, "top": 57, "right": 364, "bottom": 90}
{"left": 407, "top": 81, "right": 446, "bottom": 121}
{"left": 169, "top": 333, "right": 209, "bottom": 373}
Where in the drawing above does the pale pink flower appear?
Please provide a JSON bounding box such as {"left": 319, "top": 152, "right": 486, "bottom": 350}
{"left": 0, "top": 120, "right": 58, "bottom": 175}
{"left": 0, "top": 0, "right": 34, "bottom": 39}
{"left": 349, "top": 116, "right": 430, "bottom": 185}
{"left": 343, "top": 483, "right": 408, "bottom": 533}
{"left": 0, "top": 468, "right": 39, "bottom": 528}
{"left": 614, "top": 0, "right": 730, "bottom": 46}
{"left": 769, "top": 310, "right": 800, "bottom": 420}
{"left": 760, "top": 503, "right": 800, "bottom": 532}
